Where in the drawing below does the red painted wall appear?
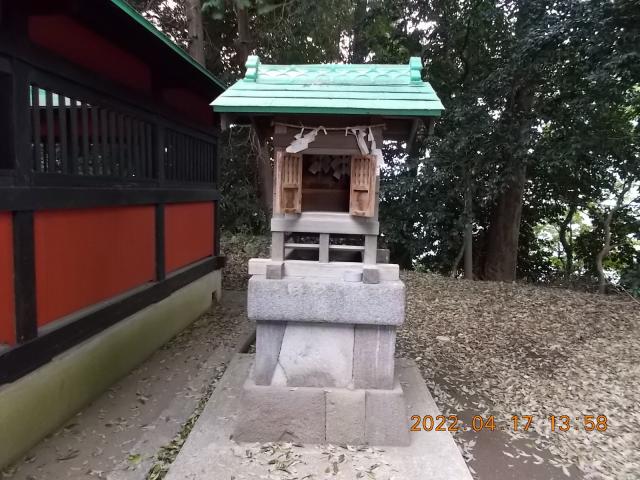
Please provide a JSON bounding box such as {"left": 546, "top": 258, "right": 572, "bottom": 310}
{"left": 165, "top": 202, "right": 214, "bottom": 273}
{"left": 28, "top": 15, "right": 152, "bottom": 94}
{"left": 34, "top": 206, "right": 155, "bottom": 326}
{"left": 0, "top": 213, "right": 15, "bottom": 345}
{"left": 161, "top": 88, "right": 214, "bottom": 126}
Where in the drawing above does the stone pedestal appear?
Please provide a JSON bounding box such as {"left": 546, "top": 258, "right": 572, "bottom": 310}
{"left": 233, "top": 366, "right": 410, "bottom": 446}
{"left": 247, "top": 275, "right": 404, "bottom": 390}
{"left": 165, "top": 354, "right": 474, "bottom": 480}
{"left": 235, "top": 268, "right": 409, "bottom": 446}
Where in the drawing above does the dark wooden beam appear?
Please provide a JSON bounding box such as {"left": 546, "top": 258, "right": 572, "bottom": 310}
{"left": 155, "top": 203, "right": 166, "bottom": 281}
{"left": 12, "top": 210, "right": 37, "bottom": 343}
{"left": 12, "top": 60, "right": 31, "bottom": 184}
{"left": 213, "top": 201, "right": 220, "bottom": 256}
{"left": 0, "top": 186, "right": 220, "bottom": 211}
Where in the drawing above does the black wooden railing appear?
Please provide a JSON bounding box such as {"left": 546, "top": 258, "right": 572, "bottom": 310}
{"left": 0, "top": 51, "right": 223, "bottom": 382}
{"left": 28, "top": 74, "right": 217, "bottom": 186}
{"left": 165, "top": 127, "right": 217, "bottom": 184}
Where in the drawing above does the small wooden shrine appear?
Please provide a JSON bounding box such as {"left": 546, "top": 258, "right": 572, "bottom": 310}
{"left": 212, "top": 56, "right": 443, "bottom": 446}
{"left": 214, "top": 56, "right": 443, "bottom": 270}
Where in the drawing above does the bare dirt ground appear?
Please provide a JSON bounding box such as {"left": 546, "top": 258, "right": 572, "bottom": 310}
{"left": 1, "top": 291, "right": 251, "bottom": 480}
{"left": 397, "top": 272, "right": 640, "bottom": 480}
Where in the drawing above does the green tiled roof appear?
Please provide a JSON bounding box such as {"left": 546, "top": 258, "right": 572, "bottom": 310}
{"left": 212, "top": 56, "right": 444, "bottom": 117}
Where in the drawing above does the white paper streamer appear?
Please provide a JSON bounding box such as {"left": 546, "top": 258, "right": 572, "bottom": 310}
{"left": 286, "top": 126, "right": 327, "bottom": 153}
{"left": 284, "top": 123, "right": 384, "bottom": 173}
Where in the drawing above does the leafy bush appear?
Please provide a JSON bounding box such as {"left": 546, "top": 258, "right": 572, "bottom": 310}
{"left": 620, "top": 262, "right": 640, "bottom": 297}
{"left": 221, "top": 232, "right": 270, "bottom": 290}
{"left": 218, "top": 128, "right": 269, "bottom": 235}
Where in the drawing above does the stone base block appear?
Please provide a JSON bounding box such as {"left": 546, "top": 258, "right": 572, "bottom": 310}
{"left": 353, "top": 325, "right": 396, "bottom": 389}
{"left": 366, "top": 387, "right": 408, "bottom": 446}
{"left": 265, "top": 261, "right": 284, "bottom": 280}
{"left": 326, "top": 390, "right": 365, "bottom": 444}
{"left": 248, "top": 276, "right": 405, "bottom": 325}
{"left": 362, "top": 266, "right": 380, "bottom": 284}
{"left": 232, "top": 382, "right": 326, "bottom": 444}
{"left": 165, "top": 354, "right": 473, "bottom": 480}
{"left": 254, "top": 321, "right": 396, "bottom": 389}
{"left": 253, "top": 321, "right": 286, "bottom": 385}
{"left": 233, "top": 368, "right": 409, "bottom": 446}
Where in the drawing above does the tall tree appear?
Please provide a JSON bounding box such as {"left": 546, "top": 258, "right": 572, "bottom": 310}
{"left": 186, "top": 0, "right": 205, "bottom": 64}
{"left": 132, "top": 0, "right": 640, "bottom": 290}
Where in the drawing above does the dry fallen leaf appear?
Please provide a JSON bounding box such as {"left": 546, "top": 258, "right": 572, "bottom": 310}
{"left": 397, "top": 271, "right": 640, "bottom": 480}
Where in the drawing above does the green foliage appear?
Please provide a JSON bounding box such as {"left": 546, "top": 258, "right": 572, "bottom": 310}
{"left": 620, "top": 262, "right": 640, "bottom": 298}
{"left": 574, "top": 207, "right": 640, "bottom": 278}
{"left": 220, "top": 231, "right": 270, "bottom": 289}
{"left": 132, "top": 0, "right": 640, "bottom": 289}
{"left": 251, "top": 0, "right": 352, "bottom": 65}
{"left": 376, "top": 0, "right": 640, "bottom": 285}
{"left": 201, "top": 0, "right": 352, "bottom": 79}
{"left": 217, "top": 128, "right": 268, "bottom": 234}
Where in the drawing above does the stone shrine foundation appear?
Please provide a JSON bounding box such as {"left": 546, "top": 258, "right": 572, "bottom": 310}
{"left": 234, "top": 268, "right": 409, "bottom": 446}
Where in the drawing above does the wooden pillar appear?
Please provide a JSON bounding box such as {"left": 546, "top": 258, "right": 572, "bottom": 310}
{"left": 155, "top": 204, "right": 165, "bottom": 281}
{"left": 13, "top": 211, "right": 37, "bottom": 343}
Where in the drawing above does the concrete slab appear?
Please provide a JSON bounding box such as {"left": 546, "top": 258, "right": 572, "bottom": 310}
{"left": 248, "top": 276, "right": 405, "bottom": 325}
{"left": 165, "top": 354, "right": 473, "bottom": 480}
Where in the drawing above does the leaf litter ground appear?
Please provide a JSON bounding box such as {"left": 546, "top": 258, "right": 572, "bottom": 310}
{"left": 397, "top": 272, "right": 639, "bottom": 480}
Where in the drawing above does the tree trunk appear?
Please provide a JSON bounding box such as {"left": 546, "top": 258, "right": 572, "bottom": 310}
{"left": 350, "top": 0, "right": 368, "bottom": 63}
{"left": 595, "top": 184, "right": 633, "bottom": 293}
{"left": 236, "top": 6, "right": 251, "bottom": 66}
{"left": 450, "top": 239, "right": 465, "bottom": 277}
{"left": 558, "top": 203, "right": 577, "bottom": 279}
{"left": 250, "top": 126, "right": 273, "bottom": 215}
{"left": 482, "top": 2, "right": 539, "bottom": 282}
{"left": 236, "top": 8, "right": 269, "bottom": 212}
{"left": 483, "top": 165, "right": 526, "bottom": 281}
{"left": 482, "top": 68, "right": 534, "bottom": 282}
{"left": 186, "top": 0, "right": 205, "bottom": 65}
{"left": 463, "top": 170, "right": 473, "bottom": 279}
{"left": 596, "top": 210, "right": 614, "bottom": 294}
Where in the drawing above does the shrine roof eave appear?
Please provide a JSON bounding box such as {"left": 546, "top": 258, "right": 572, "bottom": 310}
{"left": 211, "top": 56, "right": 444, "bottom": 118}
